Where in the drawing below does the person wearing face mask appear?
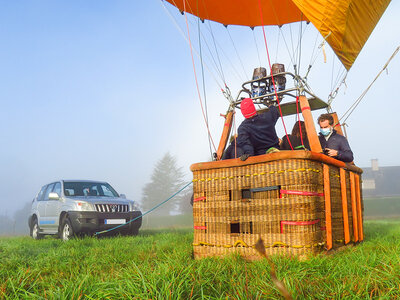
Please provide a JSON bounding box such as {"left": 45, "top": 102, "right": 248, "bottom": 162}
{"left": 318, "top": 114, "right": 354, "bottom": 162}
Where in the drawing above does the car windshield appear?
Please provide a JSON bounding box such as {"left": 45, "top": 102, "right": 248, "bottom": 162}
{"left": 63, "top": 182, "right": 119, "bottom": 198}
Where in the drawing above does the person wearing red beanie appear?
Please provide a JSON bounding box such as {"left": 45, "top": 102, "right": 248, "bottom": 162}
{"left": 237, "top": 98, "right": 280, "bottom": 160}
{"left": 240, "top": 98, "right": 257, "bottom": 119}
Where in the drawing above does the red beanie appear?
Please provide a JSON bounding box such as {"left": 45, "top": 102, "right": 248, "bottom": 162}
{"left": 241, "top": 98, "right": 257, "bottom": 119}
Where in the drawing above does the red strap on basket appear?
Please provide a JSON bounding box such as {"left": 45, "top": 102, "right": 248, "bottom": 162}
{"left": 280, "top": 190, "right": 324, "bottom": 197}
{"left": 193, "top": 196, "right": 206, "bottom": 202}
{"left": 280, "top": 219, "right": 320, "bottom": 233}
{"left": 194, "top": 226, "right": 207, "bottom": 230}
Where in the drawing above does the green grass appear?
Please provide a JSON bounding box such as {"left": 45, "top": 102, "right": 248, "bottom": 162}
{"left": 1, "top": 220, "right": 400, "bottom": 299}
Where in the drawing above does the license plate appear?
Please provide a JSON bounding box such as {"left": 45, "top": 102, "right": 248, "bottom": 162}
{"left": 104, "top": 219, "right": 126, "bottom": 225}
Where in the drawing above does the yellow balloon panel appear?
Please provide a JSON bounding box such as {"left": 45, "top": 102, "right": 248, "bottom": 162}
{"left": 292, "top": 0, "right": 391, "bottom": 70}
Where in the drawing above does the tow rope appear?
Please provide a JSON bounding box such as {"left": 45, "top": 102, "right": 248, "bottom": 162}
{"left": 95, "top": 181, "right": 193, "bottom": 235}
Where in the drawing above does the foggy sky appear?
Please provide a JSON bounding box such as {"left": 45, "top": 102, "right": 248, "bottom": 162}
{"left": 0, "top": 1, "right": 399, "bottom": 215}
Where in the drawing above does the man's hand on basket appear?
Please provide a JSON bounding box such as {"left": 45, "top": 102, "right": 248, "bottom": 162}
{"left": 240, "top": 154, "right": 250, "bottom": 161}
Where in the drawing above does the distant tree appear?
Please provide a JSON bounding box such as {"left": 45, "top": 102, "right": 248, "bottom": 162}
{"left": 141, "top": 152, "right": 186, "bottom": 215}
{"left": 0, "top": 214, "right": 14, "bottom": 236}
{"left": 0, "top": 202, "right": 31, "bottom": 236}
{"left": 13, "top": 202, "right": 31, "bottom": 235}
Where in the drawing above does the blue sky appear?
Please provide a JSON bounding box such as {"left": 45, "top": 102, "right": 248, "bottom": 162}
{"left": 0, "top": 1, "right": 399, "bottom": 215}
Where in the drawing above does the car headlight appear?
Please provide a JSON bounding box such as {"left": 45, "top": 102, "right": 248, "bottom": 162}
{"left": 130, "top": 202, "right": 140, "bottom": 212}
{"left": 76, "top": 201, "right": 94, "bottom": 211}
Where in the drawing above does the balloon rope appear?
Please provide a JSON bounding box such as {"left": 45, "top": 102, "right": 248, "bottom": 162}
{"left": 234, "top": 112, "right": 237, "bottom": 158}
{"left": 252, "top": 29, "right": 262, "bottom": 68}
{"left": 296, "top": 96, "right": 305, "bottom": 147}
{"left": 207, "top": 21, "right": 226, "bottom": 85}
{"left": 182, "top": 1, "right": 217, "bottom": 153}
{"left": 278, "top": 27, "right": 296, "bottom": 71}
{"left": 161, "top": 0, "right": 224, "bottom": 90}
{"left": 197, "top": 18, "right": 213, "bottom": 160}
{"left": 226, "top": 27, "right": 247, "bottom": 79}
{"left": 340, "top": 46, "right": 400, "bottom": 125}
{"left": 257, "top": 0, "right": 293, "bottom": 150}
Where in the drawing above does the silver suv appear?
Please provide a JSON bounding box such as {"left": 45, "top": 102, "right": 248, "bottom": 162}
{"left": 28, "top": 180, "right": 142, "bottom": 241}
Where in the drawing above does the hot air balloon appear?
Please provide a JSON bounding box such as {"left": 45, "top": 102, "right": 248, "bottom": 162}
{"left": 163, "top": 0, "right": 391, "bottom": 258}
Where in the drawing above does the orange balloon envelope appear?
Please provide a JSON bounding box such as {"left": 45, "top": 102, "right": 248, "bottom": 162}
{"left": 166, "top": 0, "right": 391, "bottom": 70}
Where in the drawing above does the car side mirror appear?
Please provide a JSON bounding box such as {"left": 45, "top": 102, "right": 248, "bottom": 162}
{"left": 49, "top": 192, "right": 60, "bottom": 200}
{"left": 120, "top": 194, "right": 126, "bottom": 199}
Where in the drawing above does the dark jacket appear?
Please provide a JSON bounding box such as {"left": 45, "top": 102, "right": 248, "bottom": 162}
{"left": 222, "top": 140, "right": 244, "bottom": 160}
{"left": 319, "top": 130, "right": 354, "bottom": 162}
{"left": 237, "top": 105, "right": 280, "bottom": 156}
{"left": 281, "top": 134, "right": 310, "bottom": 150}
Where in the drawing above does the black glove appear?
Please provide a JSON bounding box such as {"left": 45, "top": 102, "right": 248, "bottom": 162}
{"left": 240, "top": 154, "right": 250, "bottom": 161}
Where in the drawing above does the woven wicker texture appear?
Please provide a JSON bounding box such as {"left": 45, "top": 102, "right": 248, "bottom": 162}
{"left": 192, "top": 158, "right": 363, "bottom": 259}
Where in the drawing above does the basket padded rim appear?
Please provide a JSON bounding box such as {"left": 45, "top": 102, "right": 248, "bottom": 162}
{"left": 190, "top": 150, "right": 362, "bottom": 174}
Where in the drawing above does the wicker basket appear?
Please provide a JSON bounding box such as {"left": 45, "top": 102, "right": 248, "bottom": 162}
{"left": 191, "top": 151, "right": 363, "bottom": 259}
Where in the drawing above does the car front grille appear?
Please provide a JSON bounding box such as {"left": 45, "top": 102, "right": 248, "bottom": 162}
{"left": 95, "top": 204, "right": 129, "bottom": 213}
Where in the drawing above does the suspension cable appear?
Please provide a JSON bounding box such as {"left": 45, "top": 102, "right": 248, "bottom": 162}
{"left": 233, "top": 111, "right": 237, "bottom": 158}
{"left": 226, "top": 26, "right": 248, "bottom": 79}
{"left": 296, "top": 17, "right": 303, "bottom": 75}
{"left": 206, "top": 21, "right": 227, "bottom": 85}
{"left": 296, "top": 96, "right": 305, "bottom": 148}
{"left": 306, "top": 32, "right": 325, "bottom": 77}
{"left": 340, "top": 46, "right": 400, "bottom": 124}
{"left": 202, "top": 22, "right": 244, "bottom": 83}
{"left": 182, "top": 1, "right": 217, "bottom": 152}
{"left": 278, "top": 26, "right": 296, "bottom": 71}
{"left": 328, "top": 70, "right": 348, "bottom": 107}
{"left": 330, "top": 51, "right": 335, "bottom": 92}
{"left": 164, "top": 0, "right": 239, "bottom": 105}
{"left": 192, "top": 0, "right": 227, "bottom": 83}
{"left": 275, "top": 26, "right": 281, "bottom": 63}
{"left": 179, "top": 0, "right": 227, "bottom": 84}
{"left": 161, "top": 0, "right": 224, "bottom": 90}
{"left": 188, "top": 17, "right": 245, "bottom": 87}
{"left": 196, "top": 25, "right": 226, "bottom": 82}
{"left": 257, "top": 0, "right": 293, "bottom": 150}
{"left": 252, "top": 28, "right": 262, "bottom": 67}
{"left": 333, "top": 65, "right": 345, "bottom": 88}
{"left": 327, "top": 66, "right": 347, "bottom": 105}
{"left": 289, "top": 23, "right": 298, "bottom": 75}
{"left": 197, "top": 18, "right": 214, "bottom": 159}
{"left": 192, "top": 2, "right": 245, "bottom": 86}
{"left": 306, "top": 31, "right": 332, "bottom": 81}
{"left": 308, "top": 31, "right": 320, "bottom": 69}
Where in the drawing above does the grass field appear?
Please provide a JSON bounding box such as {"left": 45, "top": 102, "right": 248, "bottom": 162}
{"left": 1, "top": 220, "right": 400, "bottom": 299}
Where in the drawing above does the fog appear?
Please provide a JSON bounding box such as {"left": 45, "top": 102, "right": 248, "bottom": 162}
{"left": 1, "top": 1, "right": 400, "bottom": 233}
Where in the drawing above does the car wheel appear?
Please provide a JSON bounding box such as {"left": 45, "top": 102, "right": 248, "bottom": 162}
{"left": 60, "top": 218, "right": 74, "bottom": 241}
{"left": 30, "top": 218, "right": 43, "bottom": 240}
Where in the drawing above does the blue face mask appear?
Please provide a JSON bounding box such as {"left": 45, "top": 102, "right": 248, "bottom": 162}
{"left": 320, "top": 127, "right": 331, "bottom": 136}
